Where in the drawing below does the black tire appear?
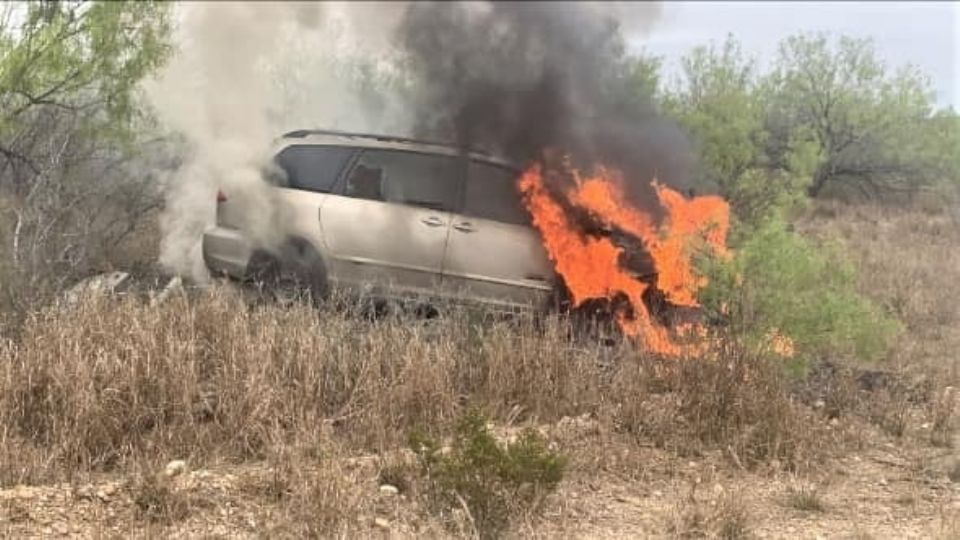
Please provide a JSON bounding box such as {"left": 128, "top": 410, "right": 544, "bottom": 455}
{"left": 247, "top": 240, "right": 329, "bottom": 306}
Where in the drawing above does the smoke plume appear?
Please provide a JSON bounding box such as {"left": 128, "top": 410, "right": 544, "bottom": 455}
{"left": 149, "top": 1, "right": 689, "bottom": 280}
{"left": 397, "top": 1, "right": 692, "bottom": 213}
{"left": 146, "top": 2, "right": 409, "bottom": 281}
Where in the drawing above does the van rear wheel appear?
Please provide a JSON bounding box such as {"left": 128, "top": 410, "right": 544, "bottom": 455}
{"left": 247, "top": 241, "right": 328, "bottom": 307}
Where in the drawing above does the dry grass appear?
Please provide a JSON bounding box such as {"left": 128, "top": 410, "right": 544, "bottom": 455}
{"left": 0, "top": 200, "right": 956, "bottom": 536}
{"left": 131, "top": 471, "right": 194, "bottom": 524}
{"left": 0, "top": 287, "right": 836, "bottom": 487}
{"left": 0, "top": 284, "right": 841, "bottom": 537}
{"left": 714, "top": 491, "right": 751, "bottom": 540}
{"left": 668, "top": 482, "right": 751, "bottom": 539}
{"left": 613, "top": 343, "right": 833, "bottom": 470}
{"left": 798, "top": 201, "right": 960, "bottom": 446}
{"left": 784, "top": 484, "right": 826, "bottom": 513}
{"left": 947, "top": 460, "right": 960, "bottom": 483}
{"left": 798, "top": 202, "right": 960, "bottom": 377}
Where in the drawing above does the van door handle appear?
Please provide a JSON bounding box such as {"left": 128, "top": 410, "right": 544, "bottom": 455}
{"left": 421, "top": 216, "right": 445, "bottom": 227}
{"left": 453, "top": 222, "right": 475, "bottom": 233}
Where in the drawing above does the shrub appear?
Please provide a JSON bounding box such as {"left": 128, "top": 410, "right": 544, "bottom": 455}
{"left": 409, "top": 409, "right": 567, "bottom": 539}
{"left": 698, "top": 217, "right": 899, "bottom": 366}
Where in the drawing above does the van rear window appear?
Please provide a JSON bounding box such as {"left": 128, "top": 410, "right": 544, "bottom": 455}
{"left": 274, "top": 145, "right": 354, "bottom": 193}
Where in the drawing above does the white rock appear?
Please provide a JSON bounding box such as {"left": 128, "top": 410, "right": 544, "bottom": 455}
{"left": 163, "top": 460, "right": 188, "bottom": 478}
{"left": 62, "top": 272, "right": 131, "bottom": 306}
{"left": 374, "top": 517, "right": 391, "bottom": 529}
{"left": 379, "top": 484, "right": 399, "bottom": 496}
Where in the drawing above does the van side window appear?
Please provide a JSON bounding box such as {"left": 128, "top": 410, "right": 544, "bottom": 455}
{"left": 464, "top": 161, "right": 530, "bottom": 226}
{"left": 274, "top": 145, "right": 354, "bottom": 193}
{"left": 343, "top": 150, "right": 459, "bottom": 212}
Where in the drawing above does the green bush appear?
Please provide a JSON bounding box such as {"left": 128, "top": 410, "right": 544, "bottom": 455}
{"left": 698, "top": 218, "right": 899, "bottom": 367}
{"left": 409, "top": 409, "right": 567, "bottom": 539}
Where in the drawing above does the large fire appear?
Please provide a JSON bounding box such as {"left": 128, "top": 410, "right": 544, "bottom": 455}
{"left": 518, "top": 156, "right": 730, "bottom": 356}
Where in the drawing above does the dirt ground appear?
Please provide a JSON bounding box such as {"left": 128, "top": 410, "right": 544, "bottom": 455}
{"left": 2, "top": 415, "right": 956, "bottom": 539}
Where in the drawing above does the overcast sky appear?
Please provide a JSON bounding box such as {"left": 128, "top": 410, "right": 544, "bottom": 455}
{"left": 628, "top": 1, "right": 959, "bottom": 109}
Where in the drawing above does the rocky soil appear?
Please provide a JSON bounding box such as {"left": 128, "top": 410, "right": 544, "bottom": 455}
{"left": 2, "top": 414, "right": 956, "bottom": 539}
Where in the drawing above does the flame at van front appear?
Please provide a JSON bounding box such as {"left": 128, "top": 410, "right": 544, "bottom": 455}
{"left": 518, "top": 155, "right": 730, "bottom": 356}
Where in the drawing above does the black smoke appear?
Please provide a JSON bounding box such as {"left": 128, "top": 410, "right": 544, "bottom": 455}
{"left": 395, "top": 1, "right": 695, "bottom": 215}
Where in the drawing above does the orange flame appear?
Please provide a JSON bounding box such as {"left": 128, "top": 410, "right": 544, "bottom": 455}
{"left": 518, "top": 158, "right": 730, "bottom": 356}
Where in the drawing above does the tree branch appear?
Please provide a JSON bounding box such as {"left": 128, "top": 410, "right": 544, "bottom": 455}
{"left": 5, "top": 69, "right": 85, "bottom": 119}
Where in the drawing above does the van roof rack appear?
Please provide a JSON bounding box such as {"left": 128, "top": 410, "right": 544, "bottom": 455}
{"left": 281, "top": 128, "right": 497, "bottom": 158}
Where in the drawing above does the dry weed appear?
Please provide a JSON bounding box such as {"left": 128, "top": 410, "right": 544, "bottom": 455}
{"left": 784, "top": 483, "right": 826, "bottom": 513}
{"left": 668, "top": 481, "right": 751, "bottom": 539}
{"left": 947, "top": 460, "right": 960, "bottom": 483}
{"left": 714, "top": 491, "right": 751, "bottom": 540}
{"left": 798, "top": 202, "right": 960, "bottom": 377}
{"left": 131, "top": 472, "right": 193, "bottom": 524}
{"left": 613, "top": 343, "right": 832, "bottom": 470}
{"left": 0, "top": 284, "right": 843, "bottom": 489}
{"left": 928, "top": 386, "right": 957, "bottom": 448}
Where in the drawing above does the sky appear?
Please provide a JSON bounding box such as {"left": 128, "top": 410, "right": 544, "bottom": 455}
{"left": 630, "top": 1, "right": 959, "bottom": 109}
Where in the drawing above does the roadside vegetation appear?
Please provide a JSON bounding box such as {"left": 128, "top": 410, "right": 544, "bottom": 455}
{"left": 0, "top": 2, "right": 957, "bottom": 537}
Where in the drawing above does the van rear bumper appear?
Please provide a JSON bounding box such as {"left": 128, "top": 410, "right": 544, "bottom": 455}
{"left": 202, "top": 226, "right": 253, "bottom": 279}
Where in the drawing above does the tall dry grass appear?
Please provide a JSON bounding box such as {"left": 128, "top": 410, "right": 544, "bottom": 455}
{"left": 796, "top": 201, "right": 960, "bottom": 445}
{"left": 0, "top": 285, "right": 828, "bottom": 489}
{"left": 798, "top": 202, "right": 960, "bottom": 375}
{"left": 1, "top": 201, "right": 956, "bottom": 536}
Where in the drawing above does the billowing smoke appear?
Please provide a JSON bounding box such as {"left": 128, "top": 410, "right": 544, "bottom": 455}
{"left": 398, "top": 1, "right": 693, "bottom": 214}
{"left": 148, "top": 1, "right": 689, "bottom": 280}
{"left": 146, "top": 2, "right": 410, "bottom": 281}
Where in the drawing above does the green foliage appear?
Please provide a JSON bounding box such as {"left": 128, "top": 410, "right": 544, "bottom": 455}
{"left": 409, "top": 409, "right": 567, "bottom": 539}
{"left": 609, "top": 51, "right": 663, "bottom": 111}
{"left": 661, "top": 31, "right": 958, "bottom": 216}
{"left": 668, "top": 35, "right": 765, "bottom": 187}
{"left": 0, "top": 1, "right": 172, "bottom": 140}
{"left": 921, "top": 108, "right": 960, "bottom": 196}
{"left": 666, "top": 35, "right": 810, "bottom": 226}
{"left": 698, "top": 218, "right": 899, "bottom": 365}
{"left": 764, "top": 32, "right": 948, "bottom": 199}
{"left": 0, "top": 1, "right": 173, "bottom": 318}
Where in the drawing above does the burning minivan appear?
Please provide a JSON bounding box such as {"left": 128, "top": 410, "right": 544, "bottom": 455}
{"left": 205, "top": 128, "right": 731, "bottom": 354}
{"left": 203, "top": 129, "right": 560, "bottom": 312}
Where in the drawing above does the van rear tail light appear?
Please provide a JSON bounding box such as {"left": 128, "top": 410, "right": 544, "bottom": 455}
{"left": 216, "top": 189, "right": 227, "bottom": 203}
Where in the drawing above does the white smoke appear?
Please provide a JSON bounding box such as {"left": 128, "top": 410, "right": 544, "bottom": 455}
{"left": 145, "top": 1, "right": 410, "bottom": 282}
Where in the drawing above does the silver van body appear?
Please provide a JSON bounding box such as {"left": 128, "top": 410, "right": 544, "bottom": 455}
{"left": 202, "top": 130, "right": 557, "bottom": 310}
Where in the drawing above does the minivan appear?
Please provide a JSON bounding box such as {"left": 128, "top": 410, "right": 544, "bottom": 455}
{"left": 203, "top": 129, "right": 559, "bottom": 311}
